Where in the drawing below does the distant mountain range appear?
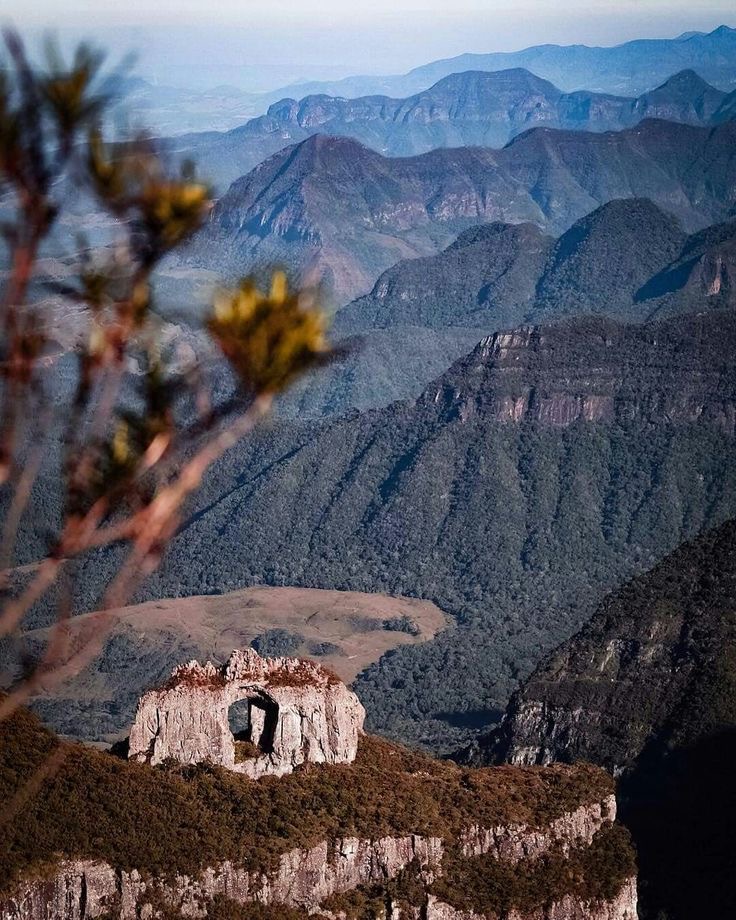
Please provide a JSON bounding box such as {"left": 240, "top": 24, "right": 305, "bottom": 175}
{"left": 263, "top": 24, "right": 736, "bottom": 104}
{"left": 109, "top": 25, "right": 736, "bottom": 138}
{"left": 170, "top": 68, "right": 736, "bottom": 192}
{"left": 182, "top": 119, "right": 736, "bottom": 304}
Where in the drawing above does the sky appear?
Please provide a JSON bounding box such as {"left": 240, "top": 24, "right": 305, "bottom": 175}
{"left": 3, "top": 0, "right": 735, "bottom": 91}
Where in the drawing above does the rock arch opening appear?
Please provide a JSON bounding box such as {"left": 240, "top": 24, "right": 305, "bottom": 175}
{"left": 227, "top": 698, "right": 252, "bottom": 742}
{"left": 227, "top": 693, "right": 278, "bottom": 759}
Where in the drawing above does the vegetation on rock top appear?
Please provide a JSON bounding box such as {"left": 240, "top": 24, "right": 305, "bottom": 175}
{"left": 0, "top": 703, "right": 612, "bottom": 895}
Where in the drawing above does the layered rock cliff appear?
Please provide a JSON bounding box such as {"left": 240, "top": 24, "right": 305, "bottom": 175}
{"left": 425, "top": 311, "right": 736, "bottom": 431}
{"left": 0, "top": 703, "right": 635, "bottom": 920}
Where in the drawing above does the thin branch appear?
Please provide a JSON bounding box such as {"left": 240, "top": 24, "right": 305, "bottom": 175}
{"left": 0, "top": 404, "right": 52, "bottom": 586}
{"left": 0, "top": 745, "right": 68, "bottom": 829}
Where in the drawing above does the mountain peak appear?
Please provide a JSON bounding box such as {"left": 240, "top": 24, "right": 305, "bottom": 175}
{"left": 432, "top": 67, "right": 557, "bottom": 93}
{"left": 534, "top": 198, "right": 686, "bottom": 317}
{"left": 656, "top": 69, "right": 714, "bottom": 92}
{"left": 297, "top": 132, "right": 369, "bottom": 154}
{"left": 709, "top": 24, "right": 736, "bottom": 37}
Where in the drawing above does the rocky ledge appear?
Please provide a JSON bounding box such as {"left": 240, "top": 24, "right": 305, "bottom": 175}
{"left": 1, "top": 796, "right": 635, "bottom": 919}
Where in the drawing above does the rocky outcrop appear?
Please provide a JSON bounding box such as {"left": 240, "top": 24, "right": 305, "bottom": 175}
{"left": 422, "top": 880, "right": 638, "bottom": 920}
{"left": 459, "top": 795, "right": 615, "bottom": 860}
{"left": 0, "top": 797, "right": 630, "bottom": 919}
{"left": 426, "top": 312, "right": 736, "bottom": 433}
{"left": 128, "top": 649, "right": 365, "bottom": 778}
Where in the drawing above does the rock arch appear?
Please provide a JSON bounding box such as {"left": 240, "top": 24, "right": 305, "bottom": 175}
{"left": 128, "top": 649, "right": 365, "bottom": 778}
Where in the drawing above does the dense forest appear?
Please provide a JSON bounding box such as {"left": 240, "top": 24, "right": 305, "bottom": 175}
{"left": 10, "top": 311, "right": 736, "bottom": 750}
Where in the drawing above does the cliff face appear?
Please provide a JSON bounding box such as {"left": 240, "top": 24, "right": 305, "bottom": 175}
{"left": 425, "top": 312, "right": 736, "bottom": 432}
{"left": 423, "top": 882, "right": 638, "bottom": 920}
{"left": 479, "top": 518, "right": 736, "bottom": 772}
{"left": 1, "top": 797, "right": 634, "bottom": 920}
{"left": 1, "top": 836, "right": 442, "bottom": 920}
{"left": 469, "top": 519, "right": 736, "bottom": 920}
{"left": 128, "top": 649, "right": 365, "bottom": 778}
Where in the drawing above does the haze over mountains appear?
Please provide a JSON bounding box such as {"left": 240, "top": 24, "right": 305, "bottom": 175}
{"left": 170, "top": 68, "right": 736, "bottom": 192}
{"left": 182, "top": 118, "right": 736, "bottom": 305}
{"left": 261, "top": 24, "right": 736, "bottom": 105}
{"left": 108, "top": 24, "right": 736, "bottom": 137}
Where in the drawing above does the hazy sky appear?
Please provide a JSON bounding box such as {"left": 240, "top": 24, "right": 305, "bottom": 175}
{"left": 3, "top": 0, "right": 735, "bottom": 91}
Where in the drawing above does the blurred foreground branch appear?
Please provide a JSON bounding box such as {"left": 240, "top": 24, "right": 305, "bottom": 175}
{"left": 0, "top": 30, "right": 334, "bottom": 720}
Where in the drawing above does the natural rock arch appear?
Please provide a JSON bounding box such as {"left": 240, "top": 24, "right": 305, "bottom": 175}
{"left": 228, "top": 690, "right": 279, "bottom": 758}
{"left": 128, "top": 649, "right": 365, "bottom": 778}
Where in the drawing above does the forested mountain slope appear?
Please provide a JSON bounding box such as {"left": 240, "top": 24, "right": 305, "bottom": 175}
{"left": 49, "top": 310, "right": 736, "bottom": 751}
{"left": 468, "top": 519, "right": 736, "bottom": 919}
{"left": 337, "top": 199, "right": 700, "bottom": 334}
{"left": 183, "top": 120, "right": 736, "bottom": 304}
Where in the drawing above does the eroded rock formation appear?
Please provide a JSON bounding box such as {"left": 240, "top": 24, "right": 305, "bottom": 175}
{"left": 128, "top": 648, "right": 365, "bottom": 778}
{"left": 0, "top": 797, "right": 635, "bottom": 919}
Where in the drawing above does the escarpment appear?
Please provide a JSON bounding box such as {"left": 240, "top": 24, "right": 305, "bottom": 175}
{"left": 425, "top": 311, "right": 736, "bottom": 431}
{"left": 0, "top": 654, "right": 637, "bottom": 920}
{"left": 464, "top": 519, "right": 736, "bottom": 920}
